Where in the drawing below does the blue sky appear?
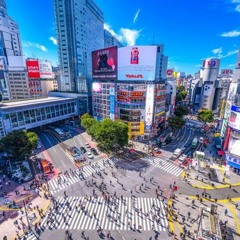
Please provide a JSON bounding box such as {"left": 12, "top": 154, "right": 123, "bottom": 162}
{"left": 6, "top": 0, "right": 240, "bottom": 74}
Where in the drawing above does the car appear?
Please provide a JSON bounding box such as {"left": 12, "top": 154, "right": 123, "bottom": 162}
{"left": 86, "top": 152, "right": 93, "bottom": 159}
{"left": 80, "top": 147, "right": 87, "bottom": 154}
{"left": 154, "top": 147, "right": 160, "bottom": 152}
{"left": 199, "top": 137, "right": 204, "bottom": 143}
{"left": 85, "top": 143, "right": 91, "bottom": 148}
{"left": 180, "top": 146, "right": 186, "bottom": 152}
{"left": 90, "top": 148, "right": 98, "bottom": 155}
{"left": 178, "top": 154, "right": 187, "bottom": 163}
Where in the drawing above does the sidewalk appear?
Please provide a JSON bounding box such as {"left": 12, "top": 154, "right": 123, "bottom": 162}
{"left": 168, "top": 194, "right": 240, "bottom": 239}
{"left": 0, "top": 177, "right": 51, "bottom": 240}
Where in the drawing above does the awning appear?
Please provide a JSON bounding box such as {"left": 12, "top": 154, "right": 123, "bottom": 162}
{"left": 217, "top": 150, "right": 225, "bottom": 156}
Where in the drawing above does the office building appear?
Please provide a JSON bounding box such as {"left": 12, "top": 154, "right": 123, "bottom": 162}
{"left": 200, "top": 58, "right": 220, "bottom": 110}
{"left": 53, "top": 0, "right": 104, "bottom": 92}
{"left": 221, "top": 49, "right": 240, "bottom": 171}
{"left": 92, "top": 45, "right": 168, "bottom": 139}
{"left": 0, "top": 0, "right": 26, "bottom": 100}
{"left": 104, "top": 29, "right": 123, "bottom": 48}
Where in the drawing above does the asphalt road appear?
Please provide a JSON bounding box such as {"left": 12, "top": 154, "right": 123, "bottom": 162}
{"left": 38, "top": 131, "right": 76, "bottom": 172}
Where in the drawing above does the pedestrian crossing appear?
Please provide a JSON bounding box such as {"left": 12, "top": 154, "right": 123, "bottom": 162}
{"left": 142, "top": 156, "right": 183, "bottom": 177}
{"left": 48, "top": 158, "right": 117, "bottom": 194}
{"left": 40, "top": 196, "right": 168, "bottom": 232}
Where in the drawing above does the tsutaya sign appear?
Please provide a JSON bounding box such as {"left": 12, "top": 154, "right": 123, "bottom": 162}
{"left": 118, "top": 46, "right": 158, "bottom": 81}
{"left": 145, "top": 84, "right": 155, "bottom": 131}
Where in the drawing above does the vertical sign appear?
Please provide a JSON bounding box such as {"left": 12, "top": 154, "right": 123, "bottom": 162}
{"left": 145, "top": 84, "right": 155, "bottom": 131}
{"left": 110, "top": 85, "right": 115, "bottom": 120}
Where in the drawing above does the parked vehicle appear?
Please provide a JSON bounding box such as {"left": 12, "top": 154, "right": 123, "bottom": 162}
{"left": 86, "top": 152, "right": 93, "bottom": 159}
{"left": 90, "top": 148, "right": 98, "bottom": 155}
{"left": 80, "top": 147, "right": 87, "bottom": 153}
{"left": 86, "top": 143, "right": 91, "bottom": 148}
{"left": 191, "top": 137, "right": 198, "bottom": 148}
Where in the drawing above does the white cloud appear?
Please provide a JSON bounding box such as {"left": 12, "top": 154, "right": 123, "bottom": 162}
{"left": 212, "top": 47, "right": 223, "bottom": 54}
{"left": 220, "top": 49, "right": 238, "bottom": 58}
{"left": 220, "top": 30, "right": 240, "bottom": 37}
{"left": 235, "top": 4, "right": 240, "bottom": 12}
{"left": 232, "top": 0, "right": 240, "bottom": 3}
{"left": 133, "top": 9, "right": 140, "bottom": 24}
{"left": 23, "top": 41, "right": 47, "bottom": 52}
{"left": 104, "top": 23, "right": 141, "bottom": 46}
{"left": 49, "top": 36, "right": 57, "bottom": 45}
{"left": 120, "top": 28, "right": 141, "bottom": 46}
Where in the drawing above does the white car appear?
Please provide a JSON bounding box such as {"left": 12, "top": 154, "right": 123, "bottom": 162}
{"left": 199, "top": 137, "right": 204, "bottom": 143}
{"left": 85, "top": 143, "right": 91, "bottom": 148}
{"left": 86, "top": 152, "right": 93, "bottom": 159}
{"left": 178, "top": 154, "right": 187, "bottom": 163}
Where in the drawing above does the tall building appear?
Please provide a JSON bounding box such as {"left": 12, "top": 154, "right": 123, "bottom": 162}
{"left": 104, "top": 29, "right": 123, "bottom": 48}
{"left": 200, "top": 58, "right": 220, "bottom": 109}
{"left": 53, "top": 0, "right": 104, "bottom": 93}
{"left": 0, "top": 0, "right": 26, "bottom": 100}
{"left": 92, "top": 45, "right": 168, "bottom": 139}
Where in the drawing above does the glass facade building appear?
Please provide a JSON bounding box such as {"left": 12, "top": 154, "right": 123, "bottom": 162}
{"left": 53, "top": 0, "right": 104, "bottom": 92}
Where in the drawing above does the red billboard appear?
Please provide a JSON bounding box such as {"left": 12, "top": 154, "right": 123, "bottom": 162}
{"left": 92, "top": 46, "right": 117, "bottom": 80}
{"left": 26, "top": 60, "right": 40, "bottom": 78}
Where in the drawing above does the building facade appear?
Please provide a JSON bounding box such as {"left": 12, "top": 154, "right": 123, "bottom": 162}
{"left": 53, "top": 0, "right": 104, "bottom": 92}
{"left": 0, "top": 96, "right": 78, "bottom": 137}
{"left": 92, "top": 45, "right": 168, "bottom": 139}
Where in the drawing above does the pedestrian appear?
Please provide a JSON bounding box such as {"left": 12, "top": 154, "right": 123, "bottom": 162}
{"left": 224, "top": 209, "right": 228, "bottom": 216}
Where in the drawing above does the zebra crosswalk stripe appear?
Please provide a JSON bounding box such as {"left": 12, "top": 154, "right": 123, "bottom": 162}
{"left": 39, "top": 196, "right": 168, "bottom": 232}
{"left": 48, "top": 158, "right": 116, "bottom": 194}
{"left": 143, "top": 156, "right": 183, "bottom": 177}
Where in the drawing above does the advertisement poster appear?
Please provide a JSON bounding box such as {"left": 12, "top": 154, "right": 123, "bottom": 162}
{"left": 26, "top": 60, "right": 40, "bottom": 78}
{"left": 145, "top": 84, "right": 155, "bottom": 131}
{"left": 110, "top": 85, "right": 115, "bottom": 120}
{"left": 228, "top": 136, "right": 240, "bottom": 157}
{"left": 221, "top": 69, "right": 232, "bottom": 77}
{"left": 229, "top": 107, "right": 240, "bottom": 131}
{"left": 227, "top": 83, "right": 237, "bottom": 102}
{"left": 202, "top": 59, "right": 220, "bottom": 69}
{"left": 92, "top": 46, "right": 117, "bottom": 80}
{"left": 118, "top": 46, "right": 157, "bottom": 81}
{"left": 39, "top": 60, "right": 53, "bottom": 79}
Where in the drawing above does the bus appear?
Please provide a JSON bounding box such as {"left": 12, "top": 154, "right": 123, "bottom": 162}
{"left": 191, "top": 137, "right": 198, "bottom": 149}
{"left": 48, "top": 126, "right": 65, "bottom": 139}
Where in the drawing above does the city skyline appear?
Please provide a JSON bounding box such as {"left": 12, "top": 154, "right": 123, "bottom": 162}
{"left": 6, "top": 0, "right": 240, "bottom": 74}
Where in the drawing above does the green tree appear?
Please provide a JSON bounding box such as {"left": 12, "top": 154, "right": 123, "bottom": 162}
{"left": 80, "top": 113, "right": 97, "bottom": 129}
{"left": 167, "top": 116, "right": 185, "bottom": 130}
{"left": 176, "top": 86, "right": 188, "bottom": 103}
{"left": 0, "top": 130, "right": 38, "bottom": 161}
{"left": 113, "top": 120, "right": 129, "bottom": 148}
{"left": 198, "top": 109, "right": 214, "bottom": 123}
{"left": 174, "top": 106, "right": 189, "bottom": 117}
{"left": 177, "top": 86, "right": 185, "bottom": 92}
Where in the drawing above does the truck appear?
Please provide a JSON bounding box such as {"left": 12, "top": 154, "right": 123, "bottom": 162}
{"left": 172, "top": 148, "right": 182, "bottom": 158}
{"left": 191, "top": 137, "right": 198, "bottom": 148}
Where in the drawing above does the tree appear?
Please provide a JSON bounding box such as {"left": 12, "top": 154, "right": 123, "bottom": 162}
{"left": 167, "top": 116, "right": 185, "bottom": 130}
{"left": 174, "top": 106, "right": 189, "bottom": 117}
{"left": 0, "top": 130, "right": 38, "bottom": 161}
{"left": 176, "top": 86, "right": 188, "bottom": 104}
{"left": 198, "top": 109, "right": 214, "bottom": 123}
{"left": 80, "top": 113, "right": 97, "bottom": 129}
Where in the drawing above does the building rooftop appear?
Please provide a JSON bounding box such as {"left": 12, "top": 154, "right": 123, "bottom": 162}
{"left": 0, "top": 97, "right": 75, "bottom": 109}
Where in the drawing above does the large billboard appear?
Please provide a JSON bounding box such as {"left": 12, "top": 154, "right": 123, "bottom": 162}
{"left": 39, "top": 60, "right": 53, "bottom": 79}
{"left": 92, "top": 46, "right": 117, "bottom": 80}
{"left": 145, "top": 84, "right": 155, "bottom": 131}
{"left": 229, "top": 106, "right": 240, "bottom": 130}
{"left": 26, "top": 60, "right": 40, "bottom": 78}
{"left": 118, "top": 46, "right": 157, "bottom": 81}
{"left": 110, "top": 85, "right": 115, "bottom": 120}
{"left": 227, "top": 83, "right": 238, "bottom": 102}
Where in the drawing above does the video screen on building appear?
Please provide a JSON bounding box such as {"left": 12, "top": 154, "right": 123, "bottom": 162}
{"left": 92, "top": 46, "right": 118, "bottom": 80}
{"left": 118, "top": 46, "right": 157, "bottom": 81}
